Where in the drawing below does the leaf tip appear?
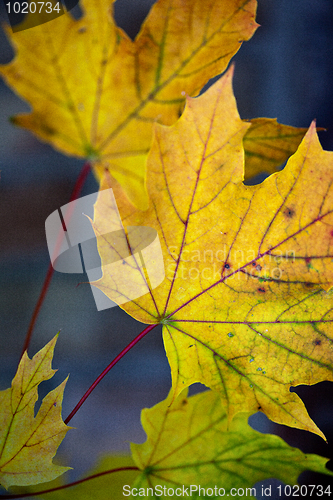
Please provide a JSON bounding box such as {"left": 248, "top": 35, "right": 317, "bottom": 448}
{"left": 310, "top": 119, "right": 317, "bottom": 130}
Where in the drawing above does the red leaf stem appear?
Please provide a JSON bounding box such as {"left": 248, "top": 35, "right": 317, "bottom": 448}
{"left": 0, "top": 466, "right": 139, "bottom": 499}
{"left": 20, "top": 162, "right": 92, "bottom": 361}
{"left": 64, "top": 323, "right": 158, "bottom": 424}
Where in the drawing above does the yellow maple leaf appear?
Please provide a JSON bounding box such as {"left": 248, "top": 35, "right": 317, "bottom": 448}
{"left": 0, "top": 335, "right": 71, "bottom": 489}
{"left": 0, "top": 0, "right": 258, "bottom": 209}
{"left": 92, "top": 67, "right": 333, "bottom": 439}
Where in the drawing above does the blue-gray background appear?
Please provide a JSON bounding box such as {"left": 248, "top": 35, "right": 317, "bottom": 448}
{"left": 0, "top": 0, "right": 333, "bottom": 496}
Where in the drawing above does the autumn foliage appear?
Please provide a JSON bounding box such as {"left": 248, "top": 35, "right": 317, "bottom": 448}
{"left": 1, "top": 0, "right": 333, "bottom": 496}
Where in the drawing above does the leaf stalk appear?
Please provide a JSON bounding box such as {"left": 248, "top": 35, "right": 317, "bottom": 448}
{"left": 20, "top": 162, "right": 92, "bottom": 361}
{"left": 64, "top": 323, "right": 158, "bottom": 424}
{"left": 0, "top": 466, "right": 139, "bottom": 499}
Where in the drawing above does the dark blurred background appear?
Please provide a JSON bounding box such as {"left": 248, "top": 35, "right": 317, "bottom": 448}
{"left": 0, "top": 0, "right": 333, "bottom": 497}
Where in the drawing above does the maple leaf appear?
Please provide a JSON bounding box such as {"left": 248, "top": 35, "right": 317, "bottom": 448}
{"left": 243, "top": 118, "right": 308, "bottom": 180}
{"left": 92, "top": 66, "right": 333, "bottom": 438}
{"left": 0, "top": 335, "right": 71, "bottom": 489}
{"left": 131, "top": 389, "right": 333, "bottom": 495}
{"left": 0, "top": 0, "right": 258, "bottom": 209}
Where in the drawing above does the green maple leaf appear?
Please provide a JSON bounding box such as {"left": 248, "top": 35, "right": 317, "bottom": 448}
{"left": 0, "top": 336, "right": 71, "bottom": 489}
{"left": 131, "top": 389, "right": 333, "bottom": 498}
